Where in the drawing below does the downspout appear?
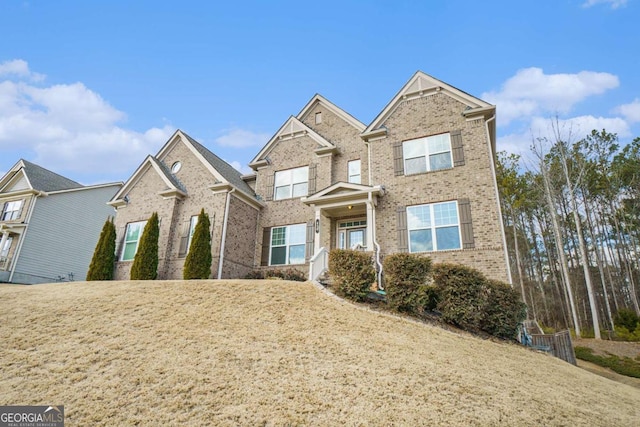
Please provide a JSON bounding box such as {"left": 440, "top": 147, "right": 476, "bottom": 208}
{"left": 365, "top": 140, "right": 373, "bottom": 186}
{"left": 485, "top": 114, "right": 513, "bottom": 284}
{"left": 9, "top": 193, "right": 40, "bottom": 283}
{"left": 368, "top": 191, "right": 384, "bottom": 290}
{"left": 217, "top": 187, "right": 236, "bottom": 279}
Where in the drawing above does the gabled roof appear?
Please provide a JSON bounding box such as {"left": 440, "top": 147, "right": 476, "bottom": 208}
{"left": 109, "top": 155, "right": 187, "bottom": 207}
{"left": 249, "top": 116, "right": 336, "bottom": 170}
{"left": 0, "top": 159, "right": 83, "bottom": 194}
{"left": 297, "top": 94, "right": 366, "bottom": 132}
{"left": 302, "top": 182, "right": 384, "bottom": 205}
{"left": 362, "top": 71, "right": 494, "bottom": 138}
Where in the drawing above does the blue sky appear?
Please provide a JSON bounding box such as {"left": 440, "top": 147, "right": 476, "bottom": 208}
{"left": 1, "top": 0, "right": 638, "bottom": 183}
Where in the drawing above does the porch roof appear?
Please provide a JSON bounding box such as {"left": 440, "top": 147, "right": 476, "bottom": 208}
{"left": 301, "top": 182, "right": 384, "bottom": 207}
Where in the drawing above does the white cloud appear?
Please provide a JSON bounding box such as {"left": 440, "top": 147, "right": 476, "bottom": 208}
{"left": 228, "top": 160, "right": 253, "bottom": 175}
{"left": 615, "top": 99, "right": 640, "bottom": 123}
{"left": 0, "top": 59, "right": 173, "bottom": 182}
{"left": 497, "top": 115, "right": 631, "bottom": 159}
{"left": 582, "top": 0, "right": 627, "bottom": 9}
{"left": 0, "top": 59, "right": 45, "bottom": 82}
{"left": 215, "top": 128, "right": 269, "bottom": 148}
{"left": 483, "top": 67, "right": 619, "bottom": 125}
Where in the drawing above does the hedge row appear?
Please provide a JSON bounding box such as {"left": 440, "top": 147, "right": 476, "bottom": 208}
{"left": 328, "top": 249, "right": 376, "bottom": 302}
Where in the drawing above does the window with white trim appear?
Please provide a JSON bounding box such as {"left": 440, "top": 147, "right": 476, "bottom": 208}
{"left": 274, "top": 166, "right": 309, "bottom": 200}
{"left": 1, "top": 236, "right": 12, "bottom": 258}
{"left": 270, "top": 224, "right": 306, "bottom": 265}
{"left": 121, "top": 220, "right": 147, "bottom": 261}
{"left": 403, "top": 133, "right": 452, "bottom": 175}
{"left": 407, "top": 201, "right": 461, "bottom": 252}
{"left": 348, "top": 160, "right": 361, "bottom": 184}
{"left": 1, "top": 200, "right": 23, "bottom": 221}
{"left": 187, "top": 215, "right": 198, "bottom": 251}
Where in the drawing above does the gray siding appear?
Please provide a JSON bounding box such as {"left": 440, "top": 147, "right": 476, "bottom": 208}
{"left": 13, "top": 185, "right": 120, "bottom": 284}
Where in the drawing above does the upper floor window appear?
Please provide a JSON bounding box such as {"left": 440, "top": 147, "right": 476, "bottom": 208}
{"left": 407, "top": 201, "right": 460, "bottom": 252}
{"left": 270, "top": 224, "right": 306, "bottom": 265}
{"left": 403, "top": 133, "right": 452, "bottom": 175}
{"left": 121, "top": 220, "right": 147, "bottom": 261}
{"left": 1, "top": 200, "right": 23, "bottom": 221}
{"left": 274, "top": 166, "right": 309, "bottom": 200}
{"left": 348, "top": 160, "right": 361, "bottom": 184}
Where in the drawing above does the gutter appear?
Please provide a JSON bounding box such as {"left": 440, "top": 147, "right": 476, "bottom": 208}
{"left": 217, "top": 187, "right": 236, "bottom": 279}
{"left": 368, "top": 191, "right": 384, "bottom": 290}
{"left": 485, "top": 114, "right": 513, "bottom": 285}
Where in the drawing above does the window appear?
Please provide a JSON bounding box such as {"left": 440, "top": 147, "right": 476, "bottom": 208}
{"left": 187, "top": 215, "right": 198, "bottom": 250}
{"left": 121, "top": 221, "right": 147, "bottom": 261}
{"left": 348, "top": 160, "right": 361, "bottom": 184}
{"left": 1, "top": 236, "right": 12, "bottom": 258}
{"left": 171, "top": 161, "right": 182, "bottom": 173}
{"left": 274, "top": 166, "right": 309, "bottom": 200}
{"left": 403, "top": 133, "right": 452, "bottom": 175}
{"left": 270, "top": 224, "right": 306, "bottom": 265}
{"left": 407, "top": 201, "right": 460, "bottom": 252}
{"left": 1, "top": 200, "right": 23, "bottom": 221}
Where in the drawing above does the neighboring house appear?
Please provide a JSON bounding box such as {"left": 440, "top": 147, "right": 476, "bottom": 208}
{"left": 109, "top": 130, "right": 262, "bottom": 280}
{"left": 0, "top": 160, "right": 122, "bottom": 284}
{"left": 250, "top": 71, "right": 511, "bottom": 283}
{"left": 111, "top": 71, "right": 510, "bottom": 284}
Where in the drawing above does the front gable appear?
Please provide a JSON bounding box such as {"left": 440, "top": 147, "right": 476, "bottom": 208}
{"left": 0, "top": 169, "right": 33, "bottom": 195}
{"left": 249, "top": 116, "right": 337, "bottom": 170}
{"left": 362, "top": 71, "right": 494, "bottom": 141}
{"left": 297, "top": 94, "right": 366, "bottom": 133}
{"left": 302, "top": 182, "right": 384, "bottom": 205}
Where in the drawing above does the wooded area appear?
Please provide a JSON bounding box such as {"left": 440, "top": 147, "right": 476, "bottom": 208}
{"left": 497, "top": 123, "right": 640, "bottom": 339}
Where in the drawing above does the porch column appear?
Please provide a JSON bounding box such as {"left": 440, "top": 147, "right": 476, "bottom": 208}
{"left": 314, "top": 207, "right": 321, "bottom": 254}
{"left": 366, "top": 201, "right": 374, "bottom": 252}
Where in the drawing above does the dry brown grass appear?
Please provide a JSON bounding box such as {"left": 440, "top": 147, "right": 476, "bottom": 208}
{"left": 1, "top": 280, "right": 639, "bottom": 426}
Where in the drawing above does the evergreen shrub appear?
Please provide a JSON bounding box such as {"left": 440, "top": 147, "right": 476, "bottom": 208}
{"left": 130, "top": 212, "right": 159, "bottom": 280}
{"left": 383, "top": 253, "right": 434, "bottom": 314}
{"left": 328, "top": 249, "right": 376, "bottom": 302}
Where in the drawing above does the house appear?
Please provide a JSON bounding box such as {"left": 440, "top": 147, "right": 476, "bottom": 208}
{"left": 112, "top": 71, "right": 510, "bottom": 284}
{"left": 0, "top": 160, "right": 122, "bottom": 284}
{"left": 109, "top": 130, "right": 263, "bottom": 280}
{"left": 250, "top": 71, "right": 510, "bottom": 283}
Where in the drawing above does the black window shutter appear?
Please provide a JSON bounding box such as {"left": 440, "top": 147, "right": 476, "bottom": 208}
{"left": 265, "top": 173, "right": 275, "bottom": 201}
{"left": 115, "top": 226, "right": 126, "bottom": 259}
{"left": 261, "top": 227, "right": 271, "bottom": 266}
{"left": 305, "top": 220, "right": 315, "bottom": 262}
{"left": 178, "top": 220, "right": 190, "bottom": 258}
{"left": 308, "top": 164, "right": 317, "bottom": 195}
{"left": 451, "top": 130, "right": 465, "bottom": 167}
{"left": 458, "top": 198, "right": 475, "bottom": 249}
{"left": 393, "top": 141, "right": 404, "bottom": 176}
{"left": 396, "top": 206, "right": 408, "bottom": 252}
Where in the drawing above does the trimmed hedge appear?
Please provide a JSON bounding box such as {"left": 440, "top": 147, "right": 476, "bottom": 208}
{"left": 481, "top": 280, "right": 527, "bottom": 339}
{"left": 383, "top": 253, "right": 434, "bottom": 314}
{"left": 432, "top": 263, "right": 487, "bottom": 331}
{"left": 328, "top": 249, "right": 376, "bottom": 302}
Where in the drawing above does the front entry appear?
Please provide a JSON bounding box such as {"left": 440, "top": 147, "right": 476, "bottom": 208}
{"left": 337, "top": 219, "right": 366, "bottom": 250}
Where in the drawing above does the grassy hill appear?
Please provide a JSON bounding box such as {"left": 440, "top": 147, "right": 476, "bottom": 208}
{"left": 1, "top": 280, "right": 639, "bottom": 426}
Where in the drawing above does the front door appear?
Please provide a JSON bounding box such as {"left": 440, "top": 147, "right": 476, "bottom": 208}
{"left": 337, "top": 219, "right": 366, "bottom": 250}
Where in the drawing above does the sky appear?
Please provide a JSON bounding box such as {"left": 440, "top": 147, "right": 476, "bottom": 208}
{"left": 0, "top": 0, "right": 639, "bottom": 184}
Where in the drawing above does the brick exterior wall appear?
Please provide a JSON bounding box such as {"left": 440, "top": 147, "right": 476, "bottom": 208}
{"left": 221, "top": 194, "right": 259, "bottom": 278}
{"left": 369, "top": 93, "right": 509, "bottom": 281}
{"left": 113, "top": 138, "right": 254, "bottom": 280}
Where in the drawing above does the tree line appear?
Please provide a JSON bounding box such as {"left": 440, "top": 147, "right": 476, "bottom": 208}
{"left": 497, "top": 123, "right": 640, "bottom": 339}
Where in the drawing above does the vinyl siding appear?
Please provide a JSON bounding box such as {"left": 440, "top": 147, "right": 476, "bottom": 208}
{"left": 12, "top": 184, "right": 120, "bottom": 284}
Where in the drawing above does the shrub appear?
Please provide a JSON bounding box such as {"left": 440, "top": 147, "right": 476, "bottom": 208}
{"left": 329, "top": 249, "right": 376, "bottom": 302}
{"left": 183, "top": 209, "right": 212, "bottom": 279}
{"left": 614, "top": 325, "right": 640, "bottom": 342}
{"left": 244, "top": 270, "right": 265, "bottom": 280}
{"left": 130, "top": 212, "right": 159, "bottom": 280}
{"left": 383, "top": 253, "right": 434, "bottom": 314}
{"left": 480, "top": 280, "right": 527, "bottom": 339}
{"left": 614, "top": 308, "right": 639, "bottom": 332}
{"left": 86, "top": 217, "right": 116, "bottom": 281}
{"left": 432, "top": 263, "right": 487, "bottom": 331}
{"left": 243, "top": 268, "right": 307, "bottom": 282}
{"left": 575, "top": 346, "right": 640, "bottom": 378}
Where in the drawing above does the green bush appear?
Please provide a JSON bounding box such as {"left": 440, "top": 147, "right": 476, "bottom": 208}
{"left": 614, "top": 308, "right": 639, "bottom": 332}
{"left": 480, "top": 280, "right": 527, "bottom": 339}
{"left": 614, "top": 325, "right": 640, "bottom": 342}
{"left": 575, "top": 346, "right": 640, "bottom": 378}
{"left": 86, "top": 217, "right": 116, "bottom": 281}
{"left": 329, "top": 249, "right": 376, "bottom": 302}
{"left": 130, "top": 212, "right": 159, "bottom": 280}
{"left": 432, "top": 263, "right": 487, "bottom": 331}
{"left": 383, "top": 253, "right": 434, "bottom": 314}
{"left": 183, "top": 209, "right": 212, "bottom": 279}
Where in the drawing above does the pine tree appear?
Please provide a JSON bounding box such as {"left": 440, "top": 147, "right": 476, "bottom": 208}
{"left": 183, "top": 208, "right": 212, "bottom": 279}
{"left": 86, "top": 217, "right": 116, "bottom": 281}
{"left": 130, "top": 212, "right": 160, "bottom": 280}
